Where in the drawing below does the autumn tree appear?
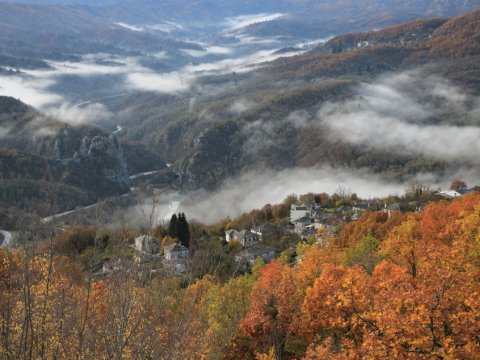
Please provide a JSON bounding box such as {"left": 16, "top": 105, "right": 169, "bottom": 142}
{"left": 450, "top": 179, "right": 467, "bottom": 190}
{"left": 381, "top": 215, "right": 421, "bottom": 278}
{"left": 202, "top": 272, "right": 257, "bottom": 358}
{"left": 344, "top": 232, "right": 381, "bottom": 274}
{"left": 240, "top": 260, "right": 298, "bottom": 359}
{"left": 301, "top": 264, "right": 373, "bottom": 354}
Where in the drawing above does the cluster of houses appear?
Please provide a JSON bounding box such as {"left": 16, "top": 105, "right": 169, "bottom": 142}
{"left": 101, "top": 187, "right": 480, "bottom": 278}
{"left": 224, "top": 228, "right": 277, "bottom": 266}
{"left": 290, "top": 203, "right": 370, "bottom": 240}
{"left": 225, "top": 203, "right": 375, "bottom": 266}
{"left": 135, "top": 235, "right": 189, "bottom": 274}
{"left": 102, "top": 235, "right": 190, "bottom": 277}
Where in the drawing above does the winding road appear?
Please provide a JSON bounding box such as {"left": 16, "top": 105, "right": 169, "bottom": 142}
{"left": 41, "top": 193, "right": 131, "bottom": 224}
{"left": 73, "top": 93, "right": 129, "bottom": 108}
{"left": 41, "top": 165, "right": 172, "bottom": 224}
{"left": 0, "top": 230, "right": 12, "bottom": 248}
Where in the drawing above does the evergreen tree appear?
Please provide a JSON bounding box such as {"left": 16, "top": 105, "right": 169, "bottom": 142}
{"left": 177, "top": 213, "right": 190, "bottom": 248}
{"left": 168, "top": 214, "right": 178, "bottom": 239}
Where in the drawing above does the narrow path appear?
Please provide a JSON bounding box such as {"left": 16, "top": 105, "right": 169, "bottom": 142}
{"left": 73, "top": 93, "right": 129, "bottom": 107}
{"left": 129, "top": 170, "right": 163, "bottom": 180}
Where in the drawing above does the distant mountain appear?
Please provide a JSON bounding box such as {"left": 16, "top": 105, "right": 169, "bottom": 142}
{"left": 235, "top": 0, "right": 480, "bottom": 39}
{"left": 0, "top": 0, "right": 476, "bottom": 61}
{"left": 0, "top": 2, "right": 202, "bottom": 61}
{"left": 0, "top": 0, "right": 116, "bottom": 5}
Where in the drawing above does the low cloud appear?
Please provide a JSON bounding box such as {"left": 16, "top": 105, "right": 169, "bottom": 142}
{"left": 184, "top": 48, "right": 302, "bottom": 75}
{"left": 0, "top": 36, "right": 307, "bottom": 115}
{"left": 146, "top": 22, "right": 184, "bottom": 33}
{"left": 319, "top": 70, "right": 480, "bottom": 163}
{"left": 286, "top": 110, "right": 311, "bottom": 128}
{"left": 22, "top": 115, "right": 60, "bottom": 138}
{"left": 122, "top": 166, "right": 415, "bottom": 226}
{"left": 234, "top": 34, "right": 282, "bottom": 46}
{"left": 0, "top": 126, "right": 11, "bottom": 139}
{"left": 44, "top": 102, "right": 113, "bottom": 126}
{"left": 229, "top": 98, "right": 256, "bottom": 114}
{"left": 241, "top": 119, "right": 276, "bottom": 157}
{"left": 0, "top": 74, "right": 114, "bottom": 126}
{"left": 226, "top": 13, "right": 286, "bottom": 31}
{"left": 177, "top": 167, "right": 411, "bottom": 224}
{"left": 115, "top": 22, "right": 144, "bottom": 32}
{"left": 115, "top": 21, "right": 184, "bottom": 34}
{"left": 0, "top": 75, "right": 62, "bottom": 108}
{"left": 183, "top": 46, "right": 232, "bottom": 58}
{"left": 126, "top": 71, "right": 192, "bottom": 94}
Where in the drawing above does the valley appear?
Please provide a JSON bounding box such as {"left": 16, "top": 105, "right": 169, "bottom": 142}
{"left": 1, "top": 2, "right": 480, "bottom": 230}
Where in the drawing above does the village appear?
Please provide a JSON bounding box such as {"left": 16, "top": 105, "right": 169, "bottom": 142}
{"left": 98, "top": 182, "right": 479, "bottom": 279}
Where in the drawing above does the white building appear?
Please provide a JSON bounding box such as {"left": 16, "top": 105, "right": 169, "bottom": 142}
{"left": 225, "top": 230, "right": 259, "bottom": 246}
{"left": 439, "top": 190, "right": 462, "bottom": 198}
{"left": 290, "top": 205, "right": 311, "bottom": 222}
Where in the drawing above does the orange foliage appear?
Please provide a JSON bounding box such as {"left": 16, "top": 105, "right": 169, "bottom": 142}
{"left": 335, "top": 211, "right": 405, "bottom": 249}
{"left": 240, "top": 261, "right": 304, "bottom": 358}
{"left": 240, "top": 195, "right": 480, "bottom": 358}
{"left": 419, "top": 194, "right": 480, "bottom": 244}
{"left": 0, "top": 194, "right": 479, "bottom": 359}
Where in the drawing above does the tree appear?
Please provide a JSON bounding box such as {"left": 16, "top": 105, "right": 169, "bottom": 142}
{"left": 177, "top": 213, "right": 190, "bottom": 248}
{"left": 381, "top": 215, "right": 421, "bottom": 278}
{"left": 301, "top": 264, "right": 372, "bottom": 354}
{"left": 168, "top": 214, "right": 178, "bottom": 239}
{"left": 344, "top": 232, "right": 381, "bottom": 274}
{"left": 161, "top": 235, "right": 176, "bottom": 249}
{"left": 202, "top": 273, "right": 256, "bottom": 358}
{"left": 240, "top": 260, "right": 287, "bottom": 358}
{"left": 450, "top": 179, "right": 467, "bottom": 190}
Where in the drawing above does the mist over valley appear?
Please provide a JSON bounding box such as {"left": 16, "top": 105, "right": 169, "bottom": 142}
{"left": 0, "top": 0, "right": 479, "bottom": 225}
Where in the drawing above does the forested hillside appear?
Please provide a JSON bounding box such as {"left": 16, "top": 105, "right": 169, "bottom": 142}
{"left": 121, "top": 9, "right": 480, "bottom": 191}
{"left": 0, "top": 96, "right": 167, "bottom": 227}
{"left": 0, "top": 192, "right": 479, "bottom": 358}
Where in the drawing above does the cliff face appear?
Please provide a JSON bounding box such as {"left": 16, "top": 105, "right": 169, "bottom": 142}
{"left": 56, "top": 135, "right": 130, "bottom": 198}
{"left": 179, "top": 121, "right": 239, "bottom": 191}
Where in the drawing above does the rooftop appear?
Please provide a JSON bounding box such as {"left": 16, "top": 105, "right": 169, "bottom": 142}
{"left": 164, "top": 243, "right": 188, "bottom": 253}
{"left": 237, "top": 244, "right": 275, "bottom": 257}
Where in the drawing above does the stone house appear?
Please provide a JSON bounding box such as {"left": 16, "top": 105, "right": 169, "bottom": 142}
{"left": 383, "top": 203, "right": 401, "bottom": 218}
{"left": 225, "top": 230, "right": 260, "bottom": 246}
{"left": 135, "top": 235, "right": 160, "bottom": 254}
{"left": 293, "top": 216, "right": 314, "bottom": 236}
{"left": 235, "top": 244, "right": 276, "bottom": 266}
{"left": 164, "top": 243, "right": 189, "bottom": 260}
{"left": 251, "top": 224, "right": 276, "bottom": 239}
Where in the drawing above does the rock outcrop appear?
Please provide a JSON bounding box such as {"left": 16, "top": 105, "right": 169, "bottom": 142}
{"left": 58, "top": 134, "right": 130, "bottom": 198}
